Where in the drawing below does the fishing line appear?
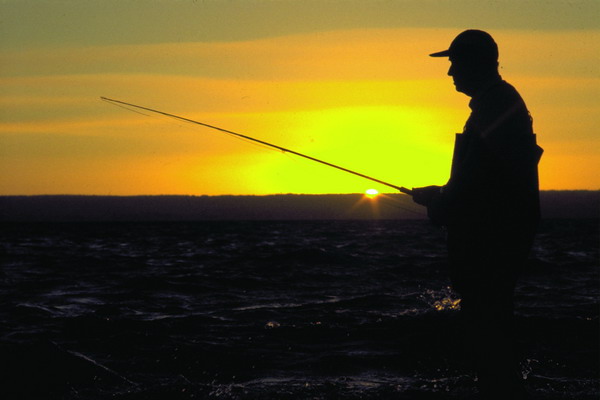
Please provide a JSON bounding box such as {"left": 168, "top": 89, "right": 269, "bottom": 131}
{"left": 165, "top": 111, "right": 275, "bottom": 151}
{"left": 50, "top": 341, "right": 139, "bottom": 387}
{"left": 101, "top": 97, "right": 154, "bottom": 118}
{"left": 100, "top": 97, "right": 413, "bottom": 196}
{"left": 104, "top": 96, "right": 278, "bottom": 155}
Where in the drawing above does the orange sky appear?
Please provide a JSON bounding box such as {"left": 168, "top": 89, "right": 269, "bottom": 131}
{"left": 1, "top": 1, "right": 598, "bottom": 195}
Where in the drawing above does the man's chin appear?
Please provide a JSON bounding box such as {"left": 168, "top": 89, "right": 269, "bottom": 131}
{"left": 453, "top": 83, "right": 469, "bottom": 95}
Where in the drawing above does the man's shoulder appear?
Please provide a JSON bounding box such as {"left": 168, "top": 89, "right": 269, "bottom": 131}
{"left": 478, "top": 80, "right": 527, "bottom": 112}
{"left": 485, "top": 80, "right": 522, "bottom": 100}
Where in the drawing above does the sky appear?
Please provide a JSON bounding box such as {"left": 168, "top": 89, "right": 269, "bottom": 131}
{"left": 1, "top": 0, "right": 598, "bottom": 195}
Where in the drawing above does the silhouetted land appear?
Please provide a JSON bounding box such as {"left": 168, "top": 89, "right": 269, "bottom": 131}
{"left": 0, "top": 191, "right": 597, "bottom": 221}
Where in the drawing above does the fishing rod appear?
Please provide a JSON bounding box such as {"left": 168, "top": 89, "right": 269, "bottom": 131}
{"left": 100, "top": 97, "right": 413, "bottom": 195}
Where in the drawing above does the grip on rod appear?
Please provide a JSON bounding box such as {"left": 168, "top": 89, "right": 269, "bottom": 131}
{"left": 399, "top": 187, "right": 413, "bottom": 196}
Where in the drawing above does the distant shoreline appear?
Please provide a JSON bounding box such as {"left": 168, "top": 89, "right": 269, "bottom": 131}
{"left": 1, "top": 191, "right": 598, "bottom": 222}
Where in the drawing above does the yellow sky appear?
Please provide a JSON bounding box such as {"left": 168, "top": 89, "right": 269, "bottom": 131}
{"left": 1, "top": 1, "right": 598, "bottom": 195}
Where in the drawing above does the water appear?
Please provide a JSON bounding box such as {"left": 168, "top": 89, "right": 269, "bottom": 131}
{"left": 1, "top": 219, "right": 598, "bottom": 399}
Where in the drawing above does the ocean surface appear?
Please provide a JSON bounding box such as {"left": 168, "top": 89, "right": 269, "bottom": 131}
{"left": 1, "top": 219, "right": 598, "bottom": 399}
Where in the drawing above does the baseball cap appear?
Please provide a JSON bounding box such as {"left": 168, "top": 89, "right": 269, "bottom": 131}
{"left": 430, "top": 29, "right": 498, "bottom": 62}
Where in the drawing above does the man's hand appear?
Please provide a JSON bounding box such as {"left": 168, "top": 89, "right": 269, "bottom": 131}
{"left": 413, "top": 185, "right": 450, "bottom": 225}
{"left": 412, "top": 185, "right": 442, "bottom": 206}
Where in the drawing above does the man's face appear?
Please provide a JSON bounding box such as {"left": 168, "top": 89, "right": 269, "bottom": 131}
{"left": 447, "top": 58, "right": 476, "bottom": 95}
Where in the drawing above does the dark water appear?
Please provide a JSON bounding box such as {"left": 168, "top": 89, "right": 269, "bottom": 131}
{"left": 1, "top": 219, "right": 598, "bottom": 399}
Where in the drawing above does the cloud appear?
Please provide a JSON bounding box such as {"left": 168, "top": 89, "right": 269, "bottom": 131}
{"left": 2, "top": 0, "right": 598, "bottom": 50}
{"left": 1, "top": 28, "right": 450, "bottom": 80}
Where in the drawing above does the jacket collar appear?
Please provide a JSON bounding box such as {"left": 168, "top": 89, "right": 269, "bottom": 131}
{"left": 468, "top": 75, "right": 503, "bottom": 111}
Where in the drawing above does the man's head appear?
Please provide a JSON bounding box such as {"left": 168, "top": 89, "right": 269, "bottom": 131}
{"left": 430, "top": 30, "right": 500, "bottom": 96}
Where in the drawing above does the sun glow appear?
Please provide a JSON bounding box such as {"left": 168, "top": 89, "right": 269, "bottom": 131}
{"left": 365, "top": 188, "right": 379, "bottom": 198}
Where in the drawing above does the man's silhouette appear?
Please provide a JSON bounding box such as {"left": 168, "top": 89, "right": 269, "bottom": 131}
{"left": 412, "top": 30, "right": 542, "bottom": 399}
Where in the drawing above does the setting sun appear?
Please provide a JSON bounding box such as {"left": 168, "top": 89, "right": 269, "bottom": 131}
{"left": 365, "top": 189, "right": 379, "bottom": 198}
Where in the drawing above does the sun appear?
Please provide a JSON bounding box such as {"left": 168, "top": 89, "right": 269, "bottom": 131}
{"left": 365, "top": 188, "right": 379, "bottom": 199}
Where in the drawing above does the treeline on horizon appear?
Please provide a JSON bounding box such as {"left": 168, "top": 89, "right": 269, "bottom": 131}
{"left": 0, "top": 191, "right": 598, "bottom": 222}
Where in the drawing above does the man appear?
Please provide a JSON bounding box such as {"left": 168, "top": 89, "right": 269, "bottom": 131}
{"left": 412, "top": 30, "right": 542, "bottom": 399}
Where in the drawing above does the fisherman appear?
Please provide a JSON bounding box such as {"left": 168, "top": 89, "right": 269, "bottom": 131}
{"left": 412, "top": 30, "right": 542, "bottom": 399}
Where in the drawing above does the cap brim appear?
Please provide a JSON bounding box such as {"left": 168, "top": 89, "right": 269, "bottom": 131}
{"left": 429, "top": 49, "right": 450, "bottom": 57}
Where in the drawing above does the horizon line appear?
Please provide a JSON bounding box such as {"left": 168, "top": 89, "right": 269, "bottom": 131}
{"left": 1, "top": 189, "right": 599, "bottom": 197}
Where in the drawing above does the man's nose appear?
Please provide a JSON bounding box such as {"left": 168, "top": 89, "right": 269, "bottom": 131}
{"left": 448, "top": 64, "right": 454, "bottom": 76}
